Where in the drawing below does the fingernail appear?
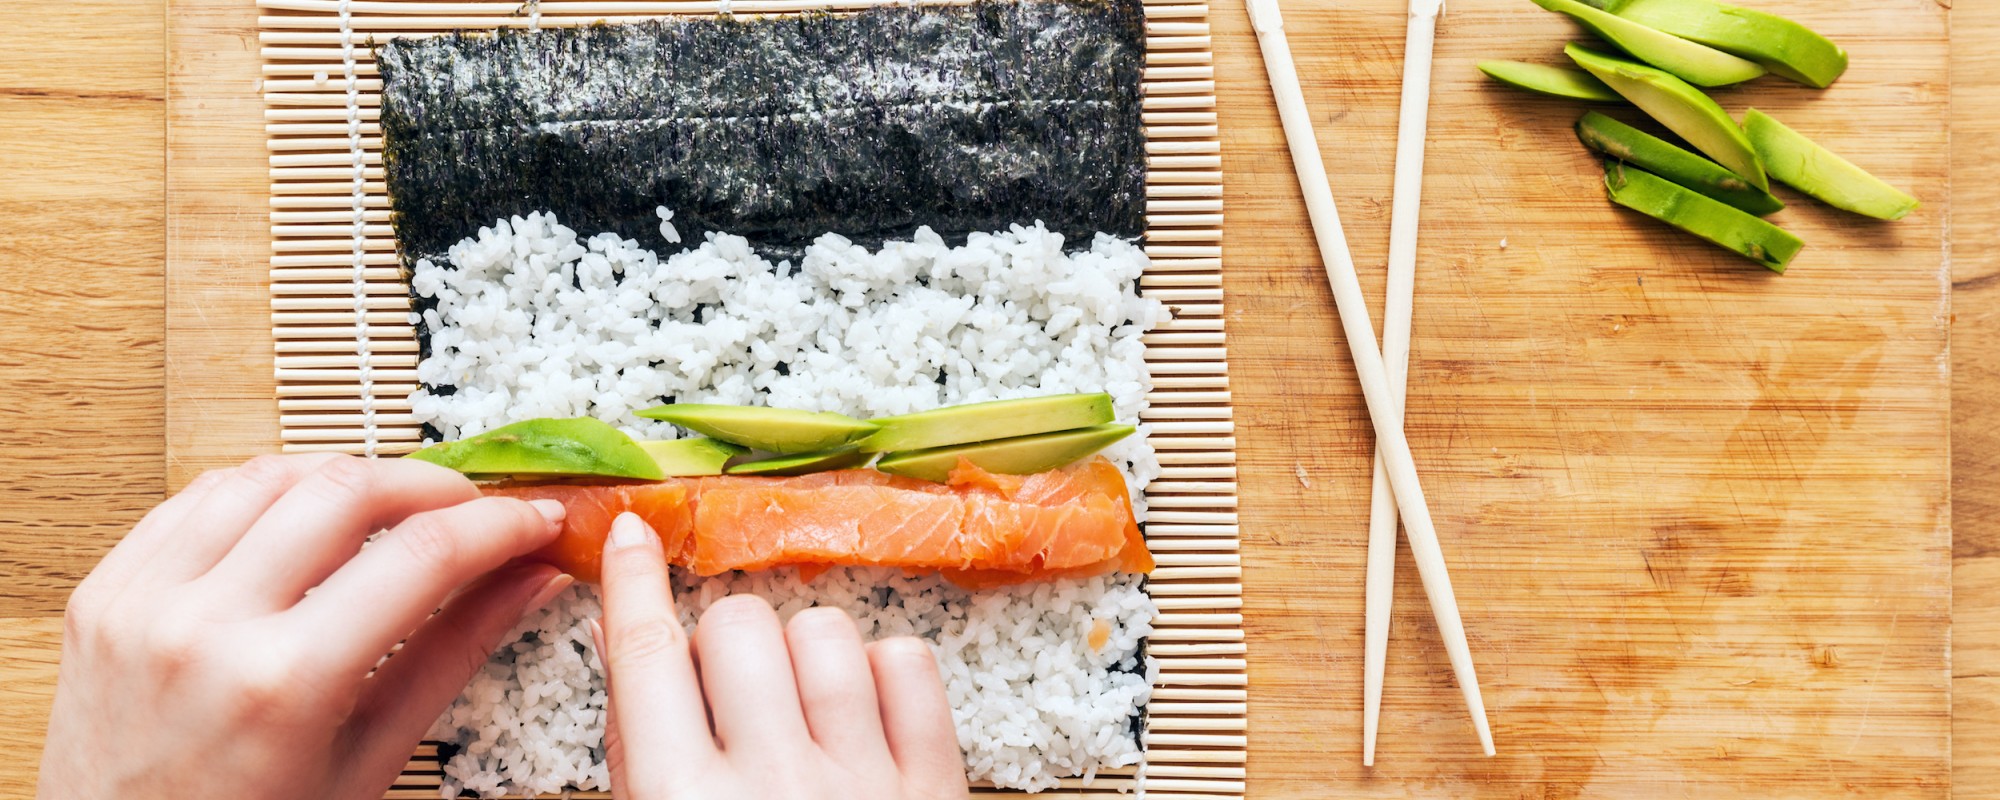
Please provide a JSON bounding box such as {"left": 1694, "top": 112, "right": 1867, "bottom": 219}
{"left": 528, "top": 572, "right": 574, "bottom": 610}
{"left": 608, "top": 512, "right": 654, "bottom": 550}
{"left": 529, "top": 499, "right": 567, "bottom": 532}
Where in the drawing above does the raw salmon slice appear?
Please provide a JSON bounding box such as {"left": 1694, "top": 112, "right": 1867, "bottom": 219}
{"left": 692, "top": 485, "right": 967, "bottom": 575}
{"left": 953, "top": 458, "right": 1153, "bottom": 577}
{"left": 490, "top": 481, "right": 693, "bottom": 584}
{"left": 484, "top": 457, "right": 1149, "bottom": 586}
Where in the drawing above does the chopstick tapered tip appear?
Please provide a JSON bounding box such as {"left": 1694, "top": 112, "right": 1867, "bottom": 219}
{"left": 1363, "top": 707, "right": 1378, "bottom": 765}
{"left": 1361, "top": 460, "right": 1397, "bottom": 767}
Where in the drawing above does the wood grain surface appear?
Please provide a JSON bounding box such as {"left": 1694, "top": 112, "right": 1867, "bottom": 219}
{"left": 0, "top": 0, "right": 167, "bottom": 618}
{"left": 0, "top": 0, "right": 1985, "bottom": 797}
{"left": 167, "top": 0, "right": 280, "bottom": 483}
{"left": 1955, "top": 1, "right": 2000, "bottom": 797}
{"left": 0, "top": 0, "right": 167, "bottom": 793}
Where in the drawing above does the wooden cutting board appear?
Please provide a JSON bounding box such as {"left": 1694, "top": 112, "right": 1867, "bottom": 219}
{"left": 1213, "top": 0, "right": 1950, "bottom": 796}
{"left": 158, "top": 0, "right": 1951, "bottom": 796}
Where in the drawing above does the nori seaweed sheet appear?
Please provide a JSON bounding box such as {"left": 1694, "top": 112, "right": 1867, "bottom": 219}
{"left": 375, "top": 0, "right": 1148, "bottom": 267}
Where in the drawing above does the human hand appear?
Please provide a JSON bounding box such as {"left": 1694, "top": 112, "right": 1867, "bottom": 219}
{"left": 592, "top": 512, "right": 971, "bottom": 800}
{"left": 38, "top": 454, "right": 570, "bottom": 800}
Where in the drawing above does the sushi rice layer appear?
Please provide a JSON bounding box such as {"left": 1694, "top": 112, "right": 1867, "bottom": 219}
{"left": 410, "top": 211, "right": 1166, "bottom": 795}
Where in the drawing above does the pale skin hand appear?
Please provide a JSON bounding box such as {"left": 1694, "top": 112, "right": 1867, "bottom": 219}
{"left": 593, "top": 511, "right": 972, "bottom": 800}
{"left": 38, "top": 454, "right": 571, "bottom": 800}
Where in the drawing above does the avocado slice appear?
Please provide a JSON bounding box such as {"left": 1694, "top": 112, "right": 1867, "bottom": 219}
{"left": 407, "top": 417, "right": 664, "bottom": 480}
{"left": 1532, "top": 0, "right": 1763, "bottom": 87}
{"left": 1579, "top": 0, "right": 1846, "bottom": 88}
{"left": 1742, "top": 109, "right": 1919, "bottom": 221}
{"left": 634, "top": 404, "right": 879, "bottom": 454}
{"left": 874, "top": 424, "right": 1136, "bottom": 483}
{"left": 1567, "top": 44, "right": 1766, "bottom": 191}
{"left": 1478, "top": 60, "right": 1625, "bottom": 102}
{"left": 859, "top": 393, "right": 1116, "bottom": 453}
{"left": 1576, "top": 111, "right": 1782, "bottom": 215}
{"left": 724, "top": 445, "right": 874, "bottom": 476}
{"left": 1603, "top": 161, "right": 1802, "bottom": 273}
{"left": 638, "top": 437, "right": 746, "bottom": 477}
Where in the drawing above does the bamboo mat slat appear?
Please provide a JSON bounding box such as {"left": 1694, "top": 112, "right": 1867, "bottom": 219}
{"left": 259, "top": 0, "right": 1240, "bottom": 796}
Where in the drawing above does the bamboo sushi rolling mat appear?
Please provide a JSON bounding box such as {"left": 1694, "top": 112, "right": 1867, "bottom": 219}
{"left": 0, "top": 0, "right": 1949, "bottom": 797}
{"left": 254, "top": 0, "right": 1243, "bottom": 796}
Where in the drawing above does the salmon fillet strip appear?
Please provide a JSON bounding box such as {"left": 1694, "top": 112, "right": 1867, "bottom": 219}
{"left": 486, "top": 457, "right": 1150, "bottom": 587}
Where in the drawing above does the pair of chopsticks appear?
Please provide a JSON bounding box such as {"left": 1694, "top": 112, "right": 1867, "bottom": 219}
{"left": 1243, "top": 0, "right": 1495, "bottom": 760}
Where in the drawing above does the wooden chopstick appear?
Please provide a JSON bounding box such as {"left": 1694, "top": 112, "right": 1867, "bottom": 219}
{"left": 1243, "top": 0, "right": 1495, "bottom": 757}
{"left": 1364, "top": 0, "right": 1446, "bottom": 767}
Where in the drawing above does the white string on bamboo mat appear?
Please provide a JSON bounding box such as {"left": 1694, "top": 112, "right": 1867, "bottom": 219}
{"left": 338, "top": 0, "right": 379, "bottom": 458}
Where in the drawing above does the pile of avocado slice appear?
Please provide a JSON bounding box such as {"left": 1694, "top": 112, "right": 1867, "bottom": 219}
{"left": 407, "top": 394, "right": 1136, "bottom": 483}
{"left": 1476, "top": 0, "right": 1918, "bottom": 273}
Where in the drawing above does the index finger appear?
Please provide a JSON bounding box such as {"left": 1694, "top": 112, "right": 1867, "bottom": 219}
{"left": 598, "top": 512, "right": 719, "bottom": 778}
{"left": 204, "top": 457, "right": 483, "bottom": 609}
{"left": 288, "top": 494, "right": 566, "bottom": 679}
{"left": 148, "top": 454, "right": 347, "bottom": 585}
